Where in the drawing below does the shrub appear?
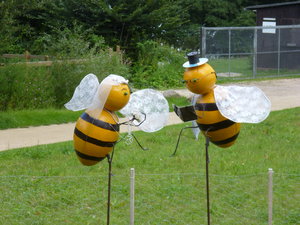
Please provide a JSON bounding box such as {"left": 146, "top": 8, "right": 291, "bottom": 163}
{"left": 0, "top": 50, "right": 130, "bottom": 111}
{"left": 130, "top": 40, "right": 186, "bottom": 89}
{"left": 1, "top": 64, "right": 56, "bottom": 110}
{"left": 51, "top": 50, "right": 130, "bottom": 108}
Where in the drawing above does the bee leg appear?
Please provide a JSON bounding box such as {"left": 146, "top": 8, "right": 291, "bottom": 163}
{"left": 171, "top": 126, "right": 198, "bottom": 157}
{"left": 131, "top": 133, "right": 149, "bottom": 151}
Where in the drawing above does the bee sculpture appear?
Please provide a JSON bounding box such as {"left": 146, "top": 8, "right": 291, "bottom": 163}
{"left": 174, "top": 52, "right": 271, "bottom": 149}
{"left": 65, "top": 74, "right": 169, "bottom": 166}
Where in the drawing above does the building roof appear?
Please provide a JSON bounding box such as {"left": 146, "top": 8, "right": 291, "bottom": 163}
{"left": 246, "top": 1, "right": 300, "bottom": 10}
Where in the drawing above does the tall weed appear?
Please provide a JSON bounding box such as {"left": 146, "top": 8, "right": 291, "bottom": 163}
{"left": 0, "top": 50, "right": 129, "bottom": 111}
{"left": 130, "top": 40, "right": 186, "bottom": 89}
{"left": 52, "top": 50, "right": 130, "bottom": 107}
{"left": 4, "top": 65, "right": 55, "bottom": 110}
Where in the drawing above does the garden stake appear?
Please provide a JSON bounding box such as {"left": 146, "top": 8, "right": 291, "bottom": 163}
{"left": 106, "top": 148, "right": 115, "bottom": 225}
{"left": 205, "top": 136, "right": 211, "bottom": 225}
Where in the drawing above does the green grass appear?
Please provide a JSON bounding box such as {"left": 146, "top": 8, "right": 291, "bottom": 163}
{"left": 0, "top": 107, "right": 299, "bottom": 224}
{"left": 0, "top": 97, "right": 190, "bottom": 130}
{"left": 209, "top": 57, "right": 300, "bottom": 82}
{"left": 0, "top": 108, "right": 83, "bottom": 129}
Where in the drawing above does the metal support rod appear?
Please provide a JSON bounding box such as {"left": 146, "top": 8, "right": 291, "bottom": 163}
{"left": 107, "top": 154, "right": 113, "bottom": 225}
{"left": 130, "top": 168, "right": 135, "bottom": 225}
{"left": 268, "top": 168, "right": 274, "bottom": 225}
{"left": 205, "top": 136, "right": 211, "bottom": 225}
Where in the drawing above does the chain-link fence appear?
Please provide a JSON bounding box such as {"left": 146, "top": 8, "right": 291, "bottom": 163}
{"left": 0, "top": 170, "right": 299, "bottom": 224}
{"left": 201, "top": 25, "right": 300, "bottom": 79}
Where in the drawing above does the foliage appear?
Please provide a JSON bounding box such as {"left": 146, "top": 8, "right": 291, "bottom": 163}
{"left": 1, "top": 0, "right": 295, "bottom": 56}
{"left": 32, "top": 24, "right": 106, "bottom": 58}
{"left": 0, "top": 50, "right": 129, "bottom": 111}
{"left": 130, "top": 40, "right": 186, "bottom": 89}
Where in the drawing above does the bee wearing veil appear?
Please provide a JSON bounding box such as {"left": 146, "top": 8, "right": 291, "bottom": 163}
{"left": 65, "top": 74, "right": 169, "bottom": 166}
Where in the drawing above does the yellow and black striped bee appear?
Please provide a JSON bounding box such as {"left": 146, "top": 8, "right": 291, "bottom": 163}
{"left": 174, "top": 52, "right": 271, "bottom": 148}
{"left": 65, "top": 74, "right": 130, "bottom": 166}
{"left": 65, "top": 74, "right": 169, "bottom": 165}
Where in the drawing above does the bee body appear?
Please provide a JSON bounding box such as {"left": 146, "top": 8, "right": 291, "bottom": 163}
{"left": 194, "top": 91, "right": 240, "bottom": 148}
{"left": 74, "top": 110, "right": 119, "bottom": 166}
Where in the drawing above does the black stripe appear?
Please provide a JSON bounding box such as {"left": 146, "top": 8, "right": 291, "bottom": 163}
{"left": 194, "top": 103, "right": 218, "bottom": 111}
{"left": 197, "top": 119, "right": 236, "bottom": 132}
{"left": 74, "top": 128, "right": 115, "bottom": 147}
{"left": 81, "top": 112, "right": 119, "bottom": 132}
{"left": 75, "top": 149, "right": 106, "bottom": 161}
{"left": 211, "top": 133, "right": 240, "bottom": 145}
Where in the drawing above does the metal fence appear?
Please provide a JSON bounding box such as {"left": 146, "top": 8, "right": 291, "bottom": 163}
{"left": 201, "top": 25, "right": 300, "bottom": 79}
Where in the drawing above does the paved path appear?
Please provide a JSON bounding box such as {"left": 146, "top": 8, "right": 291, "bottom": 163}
{"left": 0, "top": 78, "right": 299, "bottom": 151}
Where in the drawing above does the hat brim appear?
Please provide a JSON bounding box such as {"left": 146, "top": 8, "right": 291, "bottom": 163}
{"left": 182, "top": 58, "right": 208, "bottom": 68}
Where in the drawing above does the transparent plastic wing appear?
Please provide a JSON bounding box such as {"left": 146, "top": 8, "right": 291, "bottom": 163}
{"left": 64, "top": 73, "right": 99, "bottom": 111}
{"left": 214, "top": 85, "right": 271, "bottom": 123}
{"left": 120, "top": 89, "right": 169, "bottom": 132}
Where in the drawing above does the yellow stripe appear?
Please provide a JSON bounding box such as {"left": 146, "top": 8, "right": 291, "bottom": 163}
{"left": 74, "top": 134, "right": 113, "bottom": 158}
{"left": 196, "top": 110, "right": 226, "bottom": 124}
{"left": 76, "top": 118, "right": 119, "bottom": 142}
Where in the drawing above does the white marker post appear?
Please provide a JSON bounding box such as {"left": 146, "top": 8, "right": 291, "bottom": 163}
{"left": 268, "top": 168, "right": 274, "bottom": 225}
{"left": 130, "top": 168, "right": 135, "bottom": 225}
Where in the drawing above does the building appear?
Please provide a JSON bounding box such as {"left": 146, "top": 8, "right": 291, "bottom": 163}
{"left": 246, "top": 1, "right": 300, "bottom": 69}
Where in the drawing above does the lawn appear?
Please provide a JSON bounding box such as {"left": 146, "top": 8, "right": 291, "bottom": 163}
{"left": 209, "top": 57, "right": 300, "bottom": 81}
{"left": 0, "top": 107, "right": 299, "bottom": 224}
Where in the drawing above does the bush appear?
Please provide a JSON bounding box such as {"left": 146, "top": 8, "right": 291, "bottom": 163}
{"left": 51, "top": 50, "right": 130, "bottom": 107}
{"left": 130, "top": 40, "right": 186, "bottom": 89}
{"left": 0, "top": 50, "right": 130, "bottom": 111}
{"left": 8, "top": 65, "right": 56, "bottom": 110}
{"left": 32, "top": 24, "right": 106, "bottom": 58}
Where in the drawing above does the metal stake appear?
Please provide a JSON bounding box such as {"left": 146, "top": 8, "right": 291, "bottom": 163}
{"left": 205, "top": 136, "right": 211, "bottom": 225}
{"left": 106, "top": 152, "right": 114, "bottom": 225}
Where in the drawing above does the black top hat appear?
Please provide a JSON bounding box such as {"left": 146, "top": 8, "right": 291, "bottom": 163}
{"left": 183, "top": 51, "right": 208, "bottom": 68}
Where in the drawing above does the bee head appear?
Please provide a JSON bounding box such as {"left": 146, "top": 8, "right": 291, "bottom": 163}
{"left": 104, "top": 83, "right": 130, "bottom": 111}
{"left": 182, "top": 52, "right": 216, "bottom": 94}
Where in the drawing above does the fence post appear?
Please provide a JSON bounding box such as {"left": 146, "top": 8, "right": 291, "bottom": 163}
{"left": 253, "top": 28, "right": 257, "bottom": 78}
{"left": 130, "top": 168, "right": 135, "bottom": 225}
{"left": 228, "top": 29, "right": 231, "bottom": 77}
{"left": 201, "top": 27, "right": 206, "bottom": 57}
{"left": 268, "top": 168, "right": 274, "bottom": 225}
{"left": 25, "top": 51, "right": 30, "bottom": 61}
{"left": 277, "top": 28, "right": 281, "bottom": 76}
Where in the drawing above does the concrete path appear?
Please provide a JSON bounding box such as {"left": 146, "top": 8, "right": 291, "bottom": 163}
{"left": 0, "top": 78, "right": 299, "bottom": 151}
